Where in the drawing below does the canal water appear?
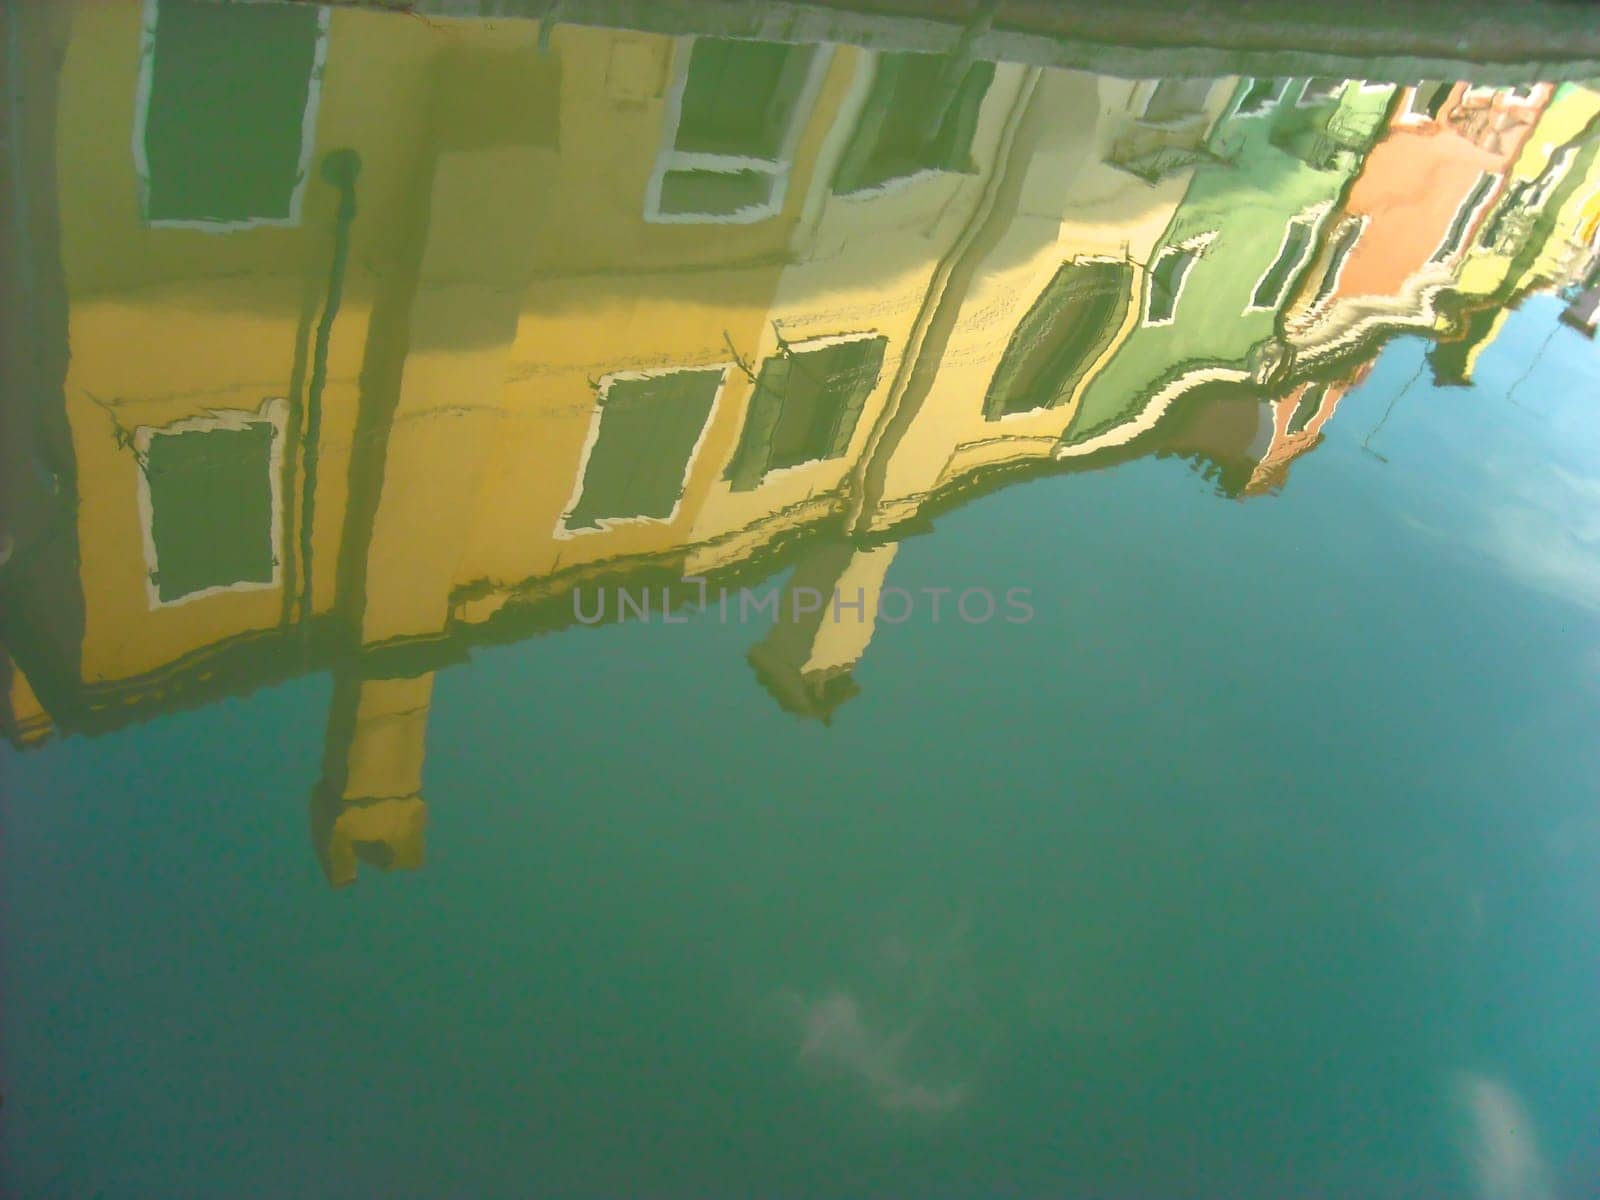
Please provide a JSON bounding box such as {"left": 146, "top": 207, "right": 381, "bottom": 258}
{"left": 4, "top": 3, "right": 1600, "bottom": 1197}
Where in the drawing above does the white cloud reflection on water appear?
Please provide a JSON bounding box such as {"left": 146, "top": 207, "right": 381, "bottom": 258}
{"left": 1454, "top": 1072, "right": 1554, "bottom": 1200}
{"left": 780, "top": 987, "right": 969, "bottom": 1115}
{"left": 1369, "top": 304, "right": 1600, "bottom": 618}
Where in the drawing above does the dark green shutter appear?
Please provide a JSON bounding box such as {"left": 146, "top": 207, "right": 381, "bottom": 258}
{"left": 1432, "top": 174, "right": 1496, "bottom": 262}
{"left": 727, "top": 337, "right": 886, "bottom": 490}
{"left": 727, "top": 355, "right": 792, "bottom": 491}
{"left": 831, "top": 56, "right": 911, "bottom": 194}
{"left": 984, "top": 262, "right": 1132, "bottom": 419}
{"left": 1236, "top": 78, "right": 1282, "bottom": 116}
{"left": 1311, "top": 218, "right": 1364, "bottom": 307}
{"left": 674, "top": 39, "right": 817, "bottom": 160}
{"left": 657, "top": 170, "right": 775, "bottom": 217}
{"left": 1286, "top": 385, "right": 1326, "bottom": 434}
{"left": 146, "top": 423, "right": 276, "bottom": 602}
{"left": 932, "top": 62, "right": 996, "bottom": 171}
{"left": 142, "top": 0, "right": 322, "bottom": 223}
{"left": 832, "top": 53, "right": 995, "bottom": 195}
{"left": 1147, "top": 247, "right": 1194, "bottom": 324}
{"left": 1252, "top": 220, "right": 1314, "bottom": 309}
{"left": 824, "top": 336, "right": 887, "bottom": 458}
{"left": 566, "top": 369, "right": 722, "bottom": 529}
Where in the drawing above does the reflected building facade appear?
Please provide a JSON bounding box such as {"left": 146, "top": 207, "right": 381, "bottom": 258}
{"left": 5, "top": 0, "right": 1600, "bottom": 883}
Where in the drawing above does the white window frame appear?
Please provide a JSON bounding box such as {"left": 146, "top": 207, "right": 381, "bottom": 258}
{"left": 1307, "top": 214, "right": 1370, "bottom": 310}
{"left": 1142, "top": 231, "right": 1216, "bottom": 327}
{"left": 1398, "top": 80, "right": 1453, "bottom": 126}
{"left": 1133, "top": 77, "right": 1217, "bottom": 126}
{"left": 643, "top": 37, "right": 833, "bottom": 225}
{"left": 1230, "top": 77, "right": 1288, "bottom": 119}
{"left": 1429, "top": 172, "right": 1498, "bottom": 263}
{"left": 1296, "top": 78, "right": 1347, "bottom": 108}
{"left": 1245, "top": 208, "right": 1326, "bottom": 314}
{"left": 131, "top": 0, "right": 329, "bottom": 232}
{"left": 1527, "top": 144, "right": 1577, "bottom": 212}
{"left": 134, "top": 398, "right": 287, "bottom": 609}
{"left": 555, "top": 365, "right": 729, "bottom": 538}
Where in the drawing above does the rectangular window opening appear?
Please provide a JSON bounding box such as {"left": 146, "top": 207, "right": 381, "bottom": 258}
{"left": 1145, "top": 244, "right": 1201, "bottom": 325}
{"left": 1250, "top": 217, "right": 1316, "bottom": 311}
{"left": 1311, "top": 217, "right": 1365, "bottom": 308}
{"left": 143, "top": 419, "right": 278, "bottom": 604}
{"left": 1298, "top": 77, "right": 1347, "bottom": 107}
{"left": 1432, "top": 173, "right": 1496, "bottom": 262}
{"left": 1407, "top": 81, "right": 1451, "bottom": 120}
{"left": 725, "top": 336, "right": 888, "bottom": 490}
{"left": 646, "top": 37, "right": 824, "bottom": 223}
{"left": 1142, "top": 78, "right": 1214, "bottom": 124}
{"left": 137, "top": 0, "right": 325, "bottom": 226}
{"left": 563, "top": 368, "right": 724, "bottom": 532}
{"left": 831, "top": 53, "right": 996, "bottom": 195}
{"left": 1234, "top": 77, "right": 1285, "bottom": 117}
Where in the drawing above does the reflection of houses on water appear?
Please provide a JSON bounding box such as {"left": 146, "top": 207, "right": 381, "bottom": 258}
{"left": 1284, "top": 81, "right": 1556, "bottom": 368}
{"left": 1430, "top": 84, "right": 1600, "bottom": 377}
{"left": 1055, "top": 74, "right": 1397, "bottom": 464}
{"left": 1059, "top": 78, "right": 1597, "bottom": 499}
{"left": 848, "top": 72, "right": 1234, "bottom": 538}
{"left": 1143, "top": 368, "right": 1369, "bottom": 498}
{"left": 5, "top": 1, "right": 1600, "bottom": 882}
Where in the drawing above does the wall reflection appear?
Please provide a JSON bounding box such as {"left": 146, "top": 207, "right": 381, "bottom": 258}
{"left": 4, "top": 1, "right": 1600, "bottom": 884}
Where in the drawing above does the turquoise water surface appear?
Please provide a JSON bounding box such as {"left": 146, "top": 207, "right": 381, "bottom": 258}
{"left": 5, "top": 3, "right": 1600, "bottom": 1196}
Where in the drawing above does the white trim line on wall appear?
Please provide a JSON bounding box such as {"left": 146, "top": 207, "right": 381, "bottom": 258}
{"left": 1055, "top": 365, "right": 1252, "bottom": 459}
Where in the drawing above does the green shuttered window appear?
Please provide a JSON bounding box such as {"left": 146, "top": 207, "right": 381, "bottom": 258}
{"left": 984, "top": 261, "right": 1133, "bottom": 419}
{"left": 1251, "top": 217, "right": 1316, "bottom": 310}
{"left": 1311, "top": 217, "right": 1365, "bottom": 308}
{"left": 566, "top": 369, "right": 723, "bottom": 530}
{"left": 674, "top": 39, "right": 818, "bottom": 161}
{"left": 1146, "top": 245, "right": 1200, "bottom": 325}
{"left": 832, "top": 53, "right": 995, "bottom": 195}
{"left": 1433, "top": 174, "right": 1496, "bottom": 263}
{"left": 140, "top": 0, "right": 322, "bottom": 224}
{"left": 145, "top": 423, "right": 276, "bottom": 603}
{"left": 726, "top": 337, "right": 887, "bottom": 491}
